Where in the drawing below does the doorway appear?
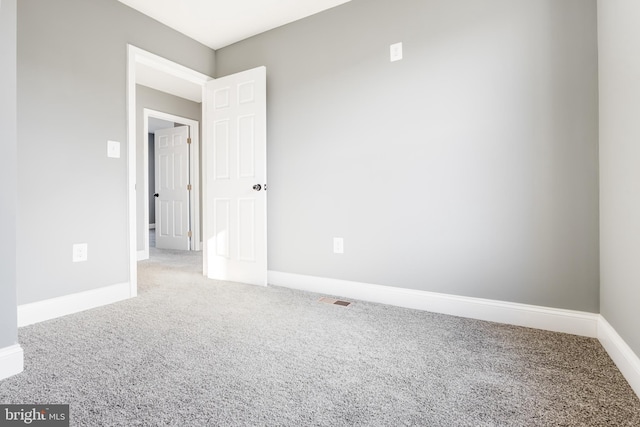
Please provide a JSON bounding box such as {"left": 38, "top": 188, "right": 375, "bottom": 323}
{"left": 127, "top": 45, "right": 211, "bottom": 297}
{"left": 127, "top": 46, "right": 269, "bottom": 297}
{"left": 140, "top": 109, "right": 201, "bottom": 260}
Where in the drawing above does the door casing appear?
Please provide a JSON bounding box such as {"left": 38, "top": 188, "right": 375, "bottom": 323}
{"left": 127, "top": 45, "right": 211, "bottom": 297}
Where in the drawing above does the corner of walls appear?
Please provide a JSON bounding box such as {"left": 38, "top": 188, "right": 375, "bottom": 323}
{"left": 598, "top": 316, "right": 640, "bottom": 398}
{"left": 597, "top": 0, "right": 640, "bottom": 394}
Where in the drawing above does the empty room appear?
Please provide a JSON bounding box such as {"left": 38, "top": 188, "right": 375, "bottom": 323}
{"left": 1, "top": 0, "right": 640, "bottom": 425}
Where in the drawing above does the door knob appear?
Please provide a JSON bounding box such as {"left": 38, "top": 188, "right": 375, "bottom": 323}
{"left": 252, "top": 184, "right": 262, "bottom": 191}
{"left": 154, "top": 193, "right": 159, "bottom": 198}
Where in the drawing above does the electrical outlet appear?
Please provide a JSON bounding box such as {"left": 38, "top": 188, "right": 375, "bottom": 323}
{"left": 333, "top": 237, "right": 344, "bottom": 254}
{"left": 390, "top": 42, "right": 403, "bottom": 62}
{"left": 72, "top": 243, "right": 88, "bottom": 262}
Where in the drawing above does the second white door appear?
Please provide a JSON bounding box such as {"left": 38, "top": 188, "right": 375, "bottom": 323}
{"left": 155, "top": 125, "right": 191, "bottom": 250}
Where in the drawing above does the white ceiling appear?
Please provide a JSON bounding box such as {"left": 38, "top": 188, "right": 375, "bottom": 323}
{"left": 119, "top": 0, "right": 352, "bottom": 50}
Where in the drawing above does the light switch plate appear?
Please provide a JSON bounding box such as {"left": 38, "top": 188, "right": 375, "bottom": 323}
{"left": 107, "top": 140, "right": 120, "bottom": 158}
{"left": 333, "top": 237, "right": 344, "bottom": 254}
{"left": 390, "top": 42, "right": 403, "bottom": 62}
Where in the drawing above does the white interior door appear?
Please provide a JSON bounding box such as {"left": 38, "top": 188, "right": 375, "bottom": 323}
{"left": 204, "top": 66, "right": 267, "bottom": 286}
{"left": 155, "top": 125, "right": 191, "bottom": 250}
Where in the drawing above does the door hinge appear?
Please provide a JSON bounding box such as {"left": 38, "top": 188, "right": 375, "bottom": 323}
{"left": 187, "top": 184, "right": 192, "bottom": 191}
{"left": 188, "top": 231, "right": 192, "bottom": 238}
{"left": 187, "top": 137, "right": 192, "bottom": 145}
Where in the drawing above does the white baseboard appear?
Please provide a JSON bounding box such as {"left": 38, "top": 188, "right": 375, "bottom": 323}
{"left": 18, "top": 282, "right": 131, "bottom": 327}
{"left": 268, "top": 271, "right": 599, "bottom": 338}
{"left": 268, "top": 271, "right": 640, "bottom": 399}
{"left": 0, "top": 344, "right": 24, "bottom": 381}
{"left": 598, "top": 316, "right": 640, "bottom": 398}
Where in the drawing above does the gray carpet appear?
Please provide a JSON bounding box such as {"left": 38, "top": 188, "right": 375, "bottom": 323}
{"left": 1, "top": 248, "right": 639, "bottom": 426}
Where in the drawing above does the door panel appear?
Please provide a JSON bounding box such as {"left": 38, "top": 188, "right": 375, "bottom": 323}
{"left": 155, "top": 126, "right": 190, "bottom": 250}
{"left": 238, "top": 199, "right": 256, "bottom": 262}
{"left": 204, "top": 66, "right": 267, "bottom": 286}
{"left": 214, "top": 120, "right": 230, "bottom": 179}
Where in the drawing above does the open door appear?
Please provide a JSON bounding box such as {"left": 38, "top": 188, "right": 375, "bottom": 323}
{"left": 154, "top": 125, "right": 191, "bottom": 250}
{"left": 203, "top": 66, "right": 267, "bottom": 286}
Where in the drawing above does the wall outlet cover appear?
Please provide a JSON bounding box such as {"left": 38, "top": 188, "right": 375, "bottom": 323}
{"left": 72, "top": 243, "right": 88, "bottom": 262}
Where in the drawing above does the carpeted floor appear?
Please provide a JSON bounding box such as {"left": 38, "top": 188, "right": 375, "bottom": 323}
{"left": 1, "top": 248, "right": 639, "bottom": 426}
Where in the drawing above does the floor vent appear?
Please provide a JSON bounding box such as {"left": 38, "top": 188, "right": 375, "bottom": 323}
{"left": 319, "top": 297, "right": 352, "bottom": 307}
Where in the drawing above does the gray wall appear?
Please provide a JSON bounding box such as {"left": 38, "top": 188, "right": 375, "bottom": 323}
{"left": 17, "top": 0, "right": 215, "bottom": 304}
{"left": 216, "top": 0, "right": 600, "bottom": 311}
{"left": 598, "top": 0, "right": 640, "bottom": 356}
{"left": 0, "top": 0, "right": 19, "bottom": 349}
{"left": 135, "top": 85, "right": 202, "bottom": 251}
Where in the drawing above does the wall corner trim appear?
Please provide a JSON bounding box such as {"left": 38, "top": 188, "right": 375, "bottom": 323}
{"left": 268, "top": 271, "right": 600, "bottom": 338}
{"left": 137, "top": 250, "right": 149, "bottom": 261}
{"left": 17, "top": 282, "right": 131, "bottom": 327}
{"left": 598, "top": 316, "right": 640, "bottom": 398}
{"left": 0, "top": 344, "right": 24, "bottom": 381}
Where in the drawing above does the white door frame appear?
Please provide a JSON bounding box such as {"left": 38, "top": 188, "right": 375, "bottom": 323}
{"left": 141, "top": 109, "right": 201, "bottom": 259}
{"left": 127, "top": 45, "right": 211, "bottom": 297}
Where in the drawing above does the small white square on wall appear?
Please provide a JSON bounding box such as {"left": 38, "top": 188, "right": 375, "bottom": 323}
{"left": 72, "top": 243, "right": 88, "bottom": 262}
{"left": 107, "top": 140, "right": 120, "bottom": 158}
{"left": 390, "top": 42, "right": 403, "bottom": 62}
